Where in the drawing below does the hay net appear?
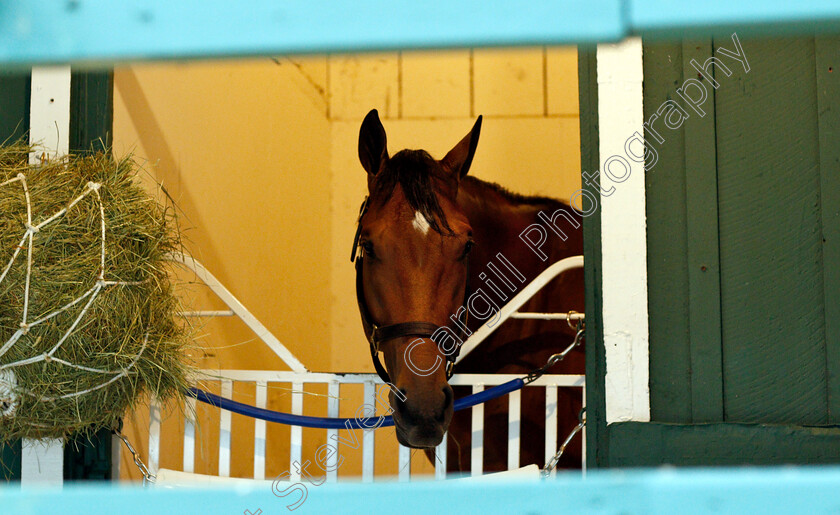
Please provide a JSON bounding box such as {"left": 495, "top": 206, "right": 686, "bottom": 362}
{"left": 0, "top": 143, "right": 189, "bottom": 442}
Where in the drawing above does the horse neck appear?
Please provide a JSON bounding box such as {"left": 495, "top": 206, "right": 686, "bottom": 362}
{"left": 456, "top": 176, "right": 583, "bottom": 292}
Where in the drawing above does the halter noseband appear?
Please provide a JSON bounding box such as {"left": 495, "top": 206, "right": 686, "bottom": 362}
{"left": 351, "top": 196, "right": 470, "bottom": 384}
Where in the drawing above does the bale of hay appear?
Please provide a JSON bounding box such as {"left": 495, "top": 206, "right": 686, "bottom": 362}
{"left": 0, "top": 142, "right": 190, "bottom": 442}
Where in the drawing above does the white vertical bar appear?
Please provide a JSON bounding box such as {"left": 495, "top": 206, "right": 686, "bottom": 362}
{"left": 183, "top": 396, "right": 196, "bottom": 473}
{"left": 544, "top": 386, "right": 558, "bottom": 468}
{"left": 470, "top": 384, "right": 484, "bottom": 477}
{"left": 326, "top": 382, "right": 340, "bottom": 483}
{"left": 110, "top": 434, "right": 122, "bottom": 481}
{"left": 597, "top": 37, "right": 650, "bottom": 424}
{"left": 148, "top": 400, "right": 161, "bottom": 474}
{"left": 20, "top": 440, "right": 64, "bottom": 488}
{"left": 507, "top": 388, "right": 521, "bottom": 471}
{"left": 289, "top": 381, "right": 303, "bottom": 482}
{"left": 219, "top": 380, "right": 232, "bottom": 478}
{"left": 29, "top": 66, "right": 71, "bottom": 164}
{"left": 254, "top": 381, "right": 267, "bottom": 480}
{"left": 398, "top": 445, "right": 412, "bottom": 482}
{"left": 20, "top": 65, "right": 71, "bottom": 490}
{"left": 434, "top": 433, "right": 447, "bottom": 480}
{"left": 362, "top": 381, "right": 375, "bottom": 482}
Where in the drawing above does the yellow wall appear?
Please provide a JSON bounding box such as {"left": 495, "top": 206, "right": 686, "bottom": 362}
{"left": 113, "top": 47, "right": 580, "bottom": 482}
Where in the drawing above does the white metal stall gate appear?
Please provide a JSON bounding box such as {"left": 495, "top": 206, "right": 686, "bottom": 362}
{"left": 145, "top": 254, "right": 585, "bottom": 482}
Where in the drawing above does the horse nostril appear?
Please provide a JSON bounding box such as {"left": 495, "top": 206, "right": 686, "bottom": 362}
{"left": 393, "top": 389, "right": 408, "bottom": 415}
{"left": 442, "top": 385, "right": 453, "bottom": 409}
{"left": 438, "top": 385, "right": 454, "bottom": 422}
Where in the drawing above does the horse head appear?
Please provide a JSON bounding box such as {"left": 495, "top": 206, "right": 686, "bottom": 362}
{"left": 353, "top": 109, "right": 481, "bottom": 448}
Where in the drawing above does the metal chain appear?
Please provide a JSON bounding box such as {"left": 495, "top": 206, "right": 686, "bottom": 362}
{"left": 525, "top": 320, "right": 585, "bottom": 384}
{"left": 542, "top": 408, "right": 586, "bottom": 478}
{"left": 114, "top": 427, "right": 156, "bottom": 485}
{"left": 521, "top": 318, "right": 586, "bottom": 476}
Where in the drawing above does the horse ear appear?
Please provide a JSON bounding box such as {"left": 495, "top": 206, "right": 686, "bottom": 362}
{"left": 441, "top": 115, "right": 482, "bottom": 179}
{"left": 359, "top": 109, "right": 388, "bottom": 176}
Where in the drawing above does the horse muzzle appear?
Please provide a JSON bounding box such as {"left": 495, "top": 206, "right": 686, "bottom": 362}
{"left": 390, "top": 384, "right": 453, "bottom": 449}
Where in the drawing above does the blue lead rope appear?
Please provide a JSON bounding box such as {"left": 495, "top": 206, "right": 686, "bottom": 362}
{"left": 187, "top": 378, "right": 525, "bottom": 430}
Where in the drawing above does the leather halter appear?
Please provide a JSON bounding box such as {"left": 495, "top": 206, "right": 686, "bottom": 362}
{"left": 351, "top": 196, "right": 470, "bottom": 384}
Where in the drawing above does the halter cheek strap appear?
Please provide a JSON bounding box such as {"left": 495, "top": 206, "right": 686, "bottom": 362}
{"left": 352, "top": 196, "right": 470, "bottom": 384}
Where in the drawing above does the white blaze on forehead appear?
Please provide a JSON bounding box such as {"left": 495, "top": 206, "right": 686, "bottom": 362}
{"left": 412, "top": 211, "right": 431, "bottom": 235}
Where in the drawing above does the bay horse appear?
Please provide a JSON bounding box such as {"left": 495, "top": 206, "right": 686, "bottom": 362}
{"left": 353, "top": 109, "right": 584, "bottom": 472}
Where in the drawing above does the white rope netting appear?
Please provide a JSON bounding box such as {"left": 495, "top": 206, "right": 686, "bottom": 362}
{"left": 0, "top": 173, "right": 148, "bottom": 417}
{"left": 0, "top": 369, "right": 17, "bottom": 418}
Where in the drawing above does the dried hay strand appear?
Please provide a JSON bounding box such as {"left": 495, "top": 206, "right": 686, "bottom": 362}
{"left": 0, "top": 142, "right": 191, "bottom": 443}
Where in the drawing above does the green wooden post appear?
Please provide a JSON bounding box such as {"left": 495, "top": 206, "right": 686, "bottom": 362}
{"left": 644, "top": 40, "right": 724, "bottom": 423}
{"left": 715, "top": 37, "right": 826, "bottom": 424}
{"left": 0, "top": 71, "right": 30, "bottom": 144}
{"left": 63, "top": 70, "right": 116, "bottom": 481}
{"left": 643, "top": 41, "right": 694, "bottom": 423}
{"left": 681, "top": 40, "right": 723, "bottom": 423}
{"left": 578, "top": 46, "right": 608, "bottom": 467}
{"left": 815, "top": 36, "right": 840, "bottom": 424}
{"left": 69, "top": 71, "right": 114, "bottom": 154}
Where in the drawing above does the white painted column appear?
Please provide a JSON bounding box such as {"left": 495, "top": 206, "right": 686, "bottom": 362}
{"left": 596, "top": 38, "right": 650, "bottom": 424}
{"left": 21, "top": 65, "right": 72, "bottom": 488}
{"left": 20, "top": 440, "right": 64, "bottom": 487}
{"left": 110, "top": 433, "right": 122, "bottom": 481}
{"left": 28, "top": 66, "right": 71, "bottom": 164}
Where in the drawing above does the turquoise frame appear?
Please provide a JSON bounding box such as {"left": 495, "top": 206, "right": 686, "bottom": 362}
{"left": 2, "top": 0, "right": 840, "bottom": 65}
{"left": 0, "top": 0, "right": 623, "bottom": 65}
{"left": 6, "top": 466, "right": 840, "bottom": 513}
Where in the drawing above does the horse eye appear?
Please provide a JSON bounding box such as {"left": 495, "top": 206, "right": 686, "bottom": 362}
{"left": 461, "top": 240, "right": 475, "bottom": 259}
{"left": 362, "top": 241, "right": 375, "bottom": 257}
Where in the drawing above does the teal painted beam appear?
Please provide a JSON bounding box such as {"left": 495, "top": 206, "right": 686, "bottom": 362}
{"left": 3, "top": 0, "right": 840, "bottom": 66}
{"left": 629, "top": 0, "right": 840, "bottom": 37}
{"left": 6, "top": 467, "right": 840, "bottom": 513}
{"left": 0, "top": 0, "right": 624, "bottom": 66}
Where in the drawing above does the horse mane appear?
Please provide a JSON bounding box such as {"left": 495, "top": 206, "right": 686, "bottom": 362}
{"left": 461, "top": 176, "right": 565, "bottom": 208}
{"left": 372, "top": 149, "right": 454, "bottom": 235}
